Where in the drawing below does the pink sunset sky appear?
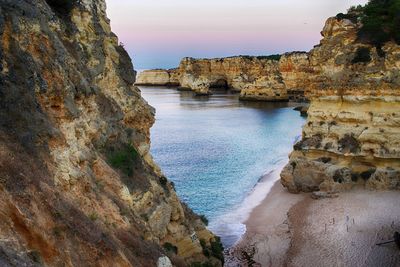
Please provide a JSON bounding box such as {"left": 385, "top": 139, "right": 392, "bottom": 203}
{"left": 107, "top": 0, "right": 368, "bottom": 69}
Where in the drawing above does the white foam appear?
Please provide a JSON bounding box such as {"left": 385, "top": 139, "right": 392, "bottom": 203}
{"left": 209, "top": 158, "right": 288, "bottom": 248}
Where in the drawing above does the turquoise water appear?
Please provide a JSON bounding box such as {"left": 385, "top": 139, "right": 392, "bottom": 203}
{"left": 140, "top": 87, "right": 305, "bottom": 247}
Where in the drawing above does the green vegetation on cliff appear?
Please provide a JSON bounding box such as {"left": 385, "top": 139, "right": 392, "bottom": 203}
{"left": 45, "top": 0, "right": 75, "bottom": 14}
{"left": 358, "top": 0, "right": 400, "bottom": 47}
{"left": 256, "top": 54, "right": 282, "bottom": 61}
{"left": 338, "top": 0, "right": 400, "bottom": 47}
{"left": 107, "top": 144, "right": 138, "bottom": 176}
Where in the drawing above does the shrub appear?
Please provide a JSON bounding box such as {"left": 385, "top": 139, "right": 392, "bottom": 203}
{"left": 336, "top": 12, "right": 358, "bottom": 23}
{"left": 357, "top": 0, "right": 400, "bottom": 47}
{"left": 210, "top": 237, "right": 224, "bottom": 264}
{"left": 89, "top": 212, "right": 98, "bottom": 221}
{"left": 159, "top": 176, "right": 169, "bottom": 190}
{"left": 257, "top": 54, "right": 282, "bottom": 61}
{"left": 107, "top": 144, "right": 138, "bottom": 177}
{"left": 352, "top": 47, "right": 372, "bottom": 63}
{"left": 336, "top": 5, "right": 364, "bottom": 23}
{"left": 45, "top": 0, "right": 75, "bottom": 15}
{"left": 199, "top": 214, "right": 209, "bottom": 226}
{"left": 199, "top": 239, "right": 211, "bottom": 257}
{"left": 163, "top": 242, "right": 178, "bottom": 254}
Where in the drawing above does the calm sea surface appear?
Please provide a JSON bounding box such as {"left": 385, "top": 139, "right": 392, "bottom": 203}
{"left": 140, "top": 87, "right": 305, "bottom": 247}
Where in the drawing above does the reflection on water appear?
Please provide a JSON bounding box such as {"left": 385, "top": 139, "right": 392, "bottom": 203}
{"left": 140, "top": 86, "right": 305, "bottom": 247}
{"left": 174, "top": 90, "right": 292, "bottom": 110}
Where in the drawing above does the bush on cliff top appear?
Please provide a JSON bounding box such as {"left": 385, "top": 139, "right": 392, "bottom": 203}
{"left": 46, "top": 0, "right": 75, "bottom": 15}
{"left": 358, "top": 0, "right": 400, "bottom": 47}
{"left": 227, "top": 54, "right": 282, "bottom": 61}
{"left": 337, "top": 0, "right": 400, "bottom": 48}
{"left": 257, "top": 54, "right": 282, "bottom": 61}
{"left": 336, "top": 5, "right": 364, "bottom": 23}
{"left": 199, "top": 214, "right": 209, "bottom": 226}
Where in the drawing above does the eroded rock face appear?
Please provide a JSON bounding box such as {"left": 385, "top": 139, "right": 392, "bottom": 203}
{"left": 279, "top": 52, "right": 311, "bottom": 102}
{"left": 135, "top": 55, "right": 315, "bottom": 101}
{"left": 0, "top": 1, "right": 221, "bottom": 266}
{"left": 154, "top": 56, "right": 289, "bottom": 98}
{"left": 136, "top": 69, "right": 180, "bottom": 86}
{"left": 281, "top": 17, "right": 400, "bottom": 193}
{"left": 239, "top": 75, "right": 287, "bottom": 102}
{"left": 178, "top": 56, "right": 287, "bottom": 98}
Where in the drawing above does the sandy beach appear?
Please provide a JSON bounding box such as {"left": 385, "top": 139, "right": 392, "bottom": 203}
{"left": 226, "top": 180, "right": 400, "bottom": 266}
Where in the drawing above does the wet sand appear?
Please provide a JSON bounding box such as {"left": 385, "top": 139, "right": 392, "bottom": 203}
{"left": 226, "top": 181, "right": 400, "bottom": 266}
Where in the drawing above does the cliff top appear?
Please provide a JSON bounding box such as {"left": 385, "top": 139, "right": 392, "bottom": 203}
{"left": 181, "top": 54, "right": 282, "bottom": 62}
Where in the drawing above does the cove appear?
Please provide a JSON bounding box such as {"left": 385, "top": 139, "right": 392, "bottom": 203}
{"left": 140, "top": 87, "right": 305, "bottom": 247}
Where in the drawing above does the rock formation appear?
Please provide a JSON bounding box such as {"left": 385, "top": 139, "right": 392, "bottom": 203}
{"left": 136, "top": 55, "right": 316, "bottom": 102}
{"left": 136, "top": 56, "right": 290, "bottom": 99}
{"left": 238, "top": 74, "right": 287, "bottom": 101}
{"left": 279, "top": 52, "right": 310, "bottom": 102}
{"left": 136, "top": 69, "right": 180, "bottom": 86}
{"left": 0, "top": 0, "right": 222, "bottom": 266}
{"left": 281, "top": 16, "right": 400, "bottom": 193}
{"left": 177, "top": 56, "right": 286, "bottom": 97}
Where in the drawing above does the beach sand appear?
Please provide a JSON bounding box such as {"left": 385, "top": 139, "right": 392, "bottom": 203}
{"left": 226, "top": 181, "right": 400, "bottom": 266}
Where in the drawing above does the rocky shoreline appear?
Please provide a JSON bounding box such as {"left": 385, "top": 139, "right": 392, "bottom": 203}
{"left": 1, "top": 0, "right": 399, "bottom": 266}
{"left": 136, "top": 54, "right": 310, "bottom": 102}
{"left": 228, "top": 8, "right": 400, "bottom": 266}
{"left": 281, "top": 16, "right": 400, "bottom": 194}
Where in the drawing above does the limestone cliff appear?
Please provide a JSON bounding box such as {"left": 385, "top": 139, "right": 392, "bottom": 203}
{"left": 135, "top": 55, "right": 313, "bottom": 102}
{"left": 177, "top": 56, "right": 286, "bottom": 98}
{"left": 0, "top": 0, "right": 222, "bottom": 266}
{"left": 279, "top": 52, "right": 310, "bottom": 102}
{"left": 281, "top": 16, "right": 400, "bottom": 193}
{"left": 136, "top": 69, "right": 180, "bottom": 86}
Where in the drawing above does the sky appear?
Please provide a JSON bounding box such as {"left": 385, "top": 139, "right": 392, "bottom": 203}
{"left": 107, "top": 0, "right": 368, "bottom": 69}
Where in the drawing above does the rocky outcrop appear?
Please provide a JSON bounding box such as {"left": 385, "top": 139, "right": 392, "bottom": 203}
{"left": 0, "top": 1, "right": 221, "bottom": 266}
{"left": 239, "top": 74, "right": 287, "bottom": 101}
{"left": 177, "top": 56, "right": 286, "bottom": 97}
{"left": 138, "top": 56, "right": 289, "bottom": 99}
{"left": 136, "top": 69, "right": 180, "bottom": 86}
{"left": 279, "top": 52, "right": 311, "bottom": 102}
{"left": 281, "top": 16, "right": 400, "bottom": 193}
{"left": 135, "top": 55, "right": 314, "bottom": 101}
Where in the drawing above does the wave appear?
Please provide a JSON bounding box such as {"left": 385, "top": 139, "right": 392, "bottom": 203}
{"left": 208, "top": 158, "right": 288, "bottom": 248}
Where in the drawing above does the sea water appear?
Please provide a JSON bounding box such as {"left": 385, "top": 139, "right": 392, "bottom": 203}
{"left": 140, "top": 87, "right": 305, "bottom": 247}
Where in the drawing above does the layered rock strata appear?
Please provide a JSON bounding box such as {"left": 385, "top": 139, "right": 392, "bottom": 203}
{"left": 178, "top": 56, "right": 286, "bottom": 97}
{"left": 136, "top": 55, "right": 315, "bottom": 102}
{"left": 137, "top": 56, "right": 290, "bottom": 99}
{"left": 281, "top": 17, "right": 400, "bottom": 193}
{"left": 0, "top": 0, "right": 221, "bottom": 266}
{"left": 279, "top": 52, "right": 311, "bottom": 102}
{"left": 136, "top": 69, "right": 180, "bottom": 86}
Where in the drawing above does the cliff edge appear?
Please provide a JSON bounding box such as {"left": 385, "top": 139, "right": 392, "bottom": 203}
{"left": 281, "top": 14, "right": 400, "bottom": 193}
{"left": 0, "top": 0, "right": 222, "bottom": 266}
